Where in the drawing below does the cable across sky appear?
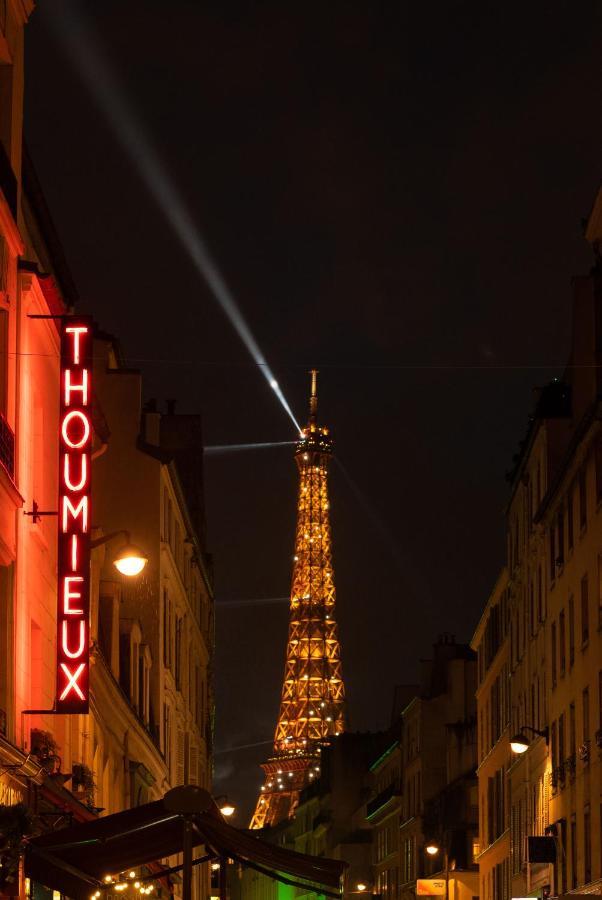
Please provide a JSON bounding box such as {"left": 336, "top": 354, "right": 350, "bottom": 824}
{"left": 45, "top": 4, "right": 301, "bottom": 435}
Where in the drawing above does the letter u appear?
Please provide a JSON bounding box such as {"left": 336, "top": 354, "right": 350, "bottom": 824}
{"left": 63, "top": 453, "right": 88, "bottom": 492}
{"left": 61, "top": 620, "right": 86, "bottom": 659}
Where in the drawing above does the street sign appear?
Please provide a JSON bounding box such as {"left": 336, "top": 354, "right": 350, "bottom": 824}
{"left": 416, "top": 880, "right": 446, "bottom": 896}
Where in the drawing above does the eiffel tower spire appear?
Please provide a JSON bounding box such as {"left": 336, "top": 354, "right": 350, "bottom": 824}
{"left": 250, "top": 371, "right": 345, "bottom": 829}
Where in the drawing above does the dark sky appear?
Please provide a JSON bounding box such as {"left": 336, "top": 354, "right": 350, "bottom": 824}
{"left": 25, "top": 1, "right": 601, "bottom": 820}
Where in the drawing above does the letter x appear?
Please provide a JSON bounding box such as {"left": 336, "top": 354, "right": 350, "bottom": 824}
{"left": 59, "top": 662, "right": 86, "bottom": 701}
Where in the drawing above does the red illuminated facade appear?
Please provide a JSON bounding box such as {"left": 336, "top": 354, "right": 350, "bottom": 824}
{"left": 56, "top": 318, "right": 93, "bottom": 713}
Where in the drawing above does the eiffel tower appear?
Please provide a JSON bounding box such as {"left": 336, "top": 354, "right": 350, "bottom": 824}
{"left": 250, "top": 371, "right": 345, "bottom": 829}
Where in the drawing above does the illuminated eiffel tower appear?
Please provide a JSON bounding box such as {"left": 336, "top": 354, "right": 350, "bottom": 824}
{"left": 249, "top": 371, "right": 345, "bottom": 829}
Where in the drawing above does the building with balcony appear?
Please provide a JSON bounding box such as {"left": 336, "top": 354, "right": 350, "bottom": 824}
{"left": 398, "top": 635, "right": 478, "bottom": 900}
{"left": 0, "top": 5, "right": 214, "bottom": 899}
{"left": 235, "top": 732, "right": 388, "bottom": 900}
{"left": 471, "top": 572, "right": 511, "bottom": 900}
{"left": 472, "top": 187, "right": 602, "bottom": 900}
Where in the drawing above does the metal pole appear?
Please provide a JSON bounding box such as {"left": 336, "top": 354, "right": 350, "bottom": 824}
{"left": 444, "top": 849, "right": 449, "bottom": 900}
{"left": 219, "top": 855, "right": 227, "bottom": 900}
{"left": 182, "top": 815, "right": 193, "bottom": 900}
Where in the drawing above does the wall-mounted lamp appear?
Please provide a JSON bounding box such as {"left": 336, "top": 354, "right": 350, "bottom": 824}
{"left": 90, "top": 530, "right": 148, "bottom": 577}
{"left": 510, "top": 725, "right": 549, "bottom": 754}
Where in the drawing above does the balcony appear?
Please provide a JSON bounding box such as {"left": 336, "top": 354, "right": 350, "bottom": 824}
{"left": 0, "top": 412, "right": 14, "bottom": 480}
{"left": 564, "top": 754, "right": 576, "bottom": 779}
{"left": 366, "top": 783, "right": 400, "bottom": 819}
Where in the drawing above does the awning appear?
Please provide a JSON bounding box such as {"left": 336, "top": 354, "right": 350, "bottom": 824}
{"left": 25, "top": 786, "right": 345, "bottom": 900}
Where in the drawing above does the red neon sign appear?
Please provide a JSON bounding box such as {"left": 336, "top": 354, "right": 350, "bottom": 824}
{"left": 56, "top": 317, "right": 92, "bottom": 713}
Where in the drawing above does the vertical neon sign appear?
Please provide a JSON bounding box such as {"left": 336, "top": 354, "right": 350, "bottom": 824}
{"left": 56, "top": 316, "right": 92, "bottom": 714}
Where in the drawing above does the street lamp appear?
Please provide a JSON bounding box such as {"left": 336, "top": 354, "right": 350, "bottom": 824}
{"left": 510, "top": 725, "right": 549, "bottom": 754}
{"left": 90, "top": 530, "right": 148, "bottom": 577}
{"left": 424, "top": 842, "right": 448, "bottom": 900}
{"left": 214, "top": 795, "right": 236, "bottom": 818}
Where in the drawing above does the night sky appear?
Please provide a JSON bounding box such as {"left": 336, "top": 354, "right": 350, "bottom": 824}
{"left": 25, "top": 2, "right": 601, "bottom": 820}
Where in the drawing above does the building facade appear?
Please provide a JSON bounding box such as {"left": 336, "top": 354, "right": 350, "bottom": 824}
{"left": 474, "top": 187, "right": 602, "bottom": 900}
{"left": 0, "top": 6, "right": 214, "bottom": 899}
{"left": 398, "top": 636, "right": 478, "bottom": 900}
{"left": 472, "top": 573, "right": 511, "bottom": 900}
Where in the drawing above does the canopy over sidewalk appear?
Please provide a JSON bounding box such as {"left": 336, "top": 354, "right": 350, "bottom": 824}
{"left": 25, "top": 786, "right": 345, "bottom": 900}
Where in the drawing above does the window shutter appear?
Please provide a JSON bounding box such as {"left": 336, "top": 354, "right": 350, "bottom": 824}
{"left": 176, "top": 730, "right": 185, "bottom": 785}
{"left": 189, "top": 744, "right": 198, "bottom": 785}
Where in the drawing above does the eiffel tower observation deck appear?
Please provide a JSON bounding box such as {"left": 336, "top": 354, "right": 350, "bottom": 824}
{"left": 250, "top": 371, "right": 345, "bottom": 829}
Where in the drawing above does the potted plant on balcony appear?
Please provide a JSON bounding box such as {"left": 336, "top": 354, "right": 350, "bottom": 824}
{"left": 71, "top": 763, "right": 96, "bottom": 807}
{"left": 30, "top": 728, "right": 61, "bottom": 773}
{"left": 0, "top": 803, "right": 33, "bottom": 894}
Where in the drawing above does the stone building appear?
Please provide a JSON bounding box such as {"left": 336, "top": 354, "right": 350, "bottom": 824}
{"left": 0, "top": 5, "right": 214, "bottom": 899}
{"left": 237, "top": 732, "right": 388, "bottom": 900}
{"left": 471, "top": 572, "right": 510, "bottom": 900}
{"left": 473, "top": 186, "right": 602, "bottom": 900}
{"left": 398, "top": 636, "right": 478, "bottom": 900}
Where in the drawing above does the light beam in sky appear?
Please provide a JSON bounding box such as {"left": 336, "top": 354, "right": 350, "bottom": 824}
{"left": 204, "top": 441, "right": 295, "bottom": 455}
{"left": 45, "top": 2, "right": 301, "bottom": 434}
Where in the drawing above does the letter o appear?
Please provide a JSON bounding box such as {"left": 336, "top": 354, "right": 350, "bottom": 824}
{"left": 62, "top": 411, "right": 90, "bottom": 450}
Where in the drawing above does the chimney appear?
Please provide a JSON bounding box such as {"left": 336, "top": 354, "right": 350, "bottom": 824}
{"left": 142, "top": 398, "right": 160, "bottom": 445}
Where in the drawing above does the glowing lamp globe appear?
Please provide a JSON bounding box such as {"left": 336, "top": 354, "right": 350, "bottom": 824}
{"left": 510, "top": 733, "right": 530, "bottom": 754}
{"left": 219, "top": 803, "right": 235, "bottom": 818}
{"left": 425, "top": 844, "right": 440, "bottom": 856}
{"left": 356, "top": 884, "right": 367, "bottom": 893}
{"left": 113, "top": 544, "right": 147, "bottom": 577}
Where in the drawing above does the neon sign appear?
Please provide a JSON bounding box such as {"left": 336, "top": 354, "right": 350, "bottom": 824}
{"left": 56, "top": 317, "right": 92, "bottom": 713}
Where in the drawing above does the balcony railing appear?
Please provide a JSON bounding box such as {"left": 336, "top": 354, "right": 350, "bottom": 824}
{"left": 366, "top": 782, "right": 399, "bottom": 818}
{"left": 0, "top": 412, "right": 14, "bottom": 479}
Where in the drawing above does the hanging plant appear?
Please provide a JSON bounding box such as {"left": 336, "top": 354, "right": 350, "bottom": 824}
{"left": 0, "top": 803, "right": 33, "bottom": 891}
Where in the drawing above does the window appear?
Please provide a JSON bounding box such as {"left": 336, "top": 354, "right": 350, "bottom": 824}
{"left": 579, "top": 465, "right": 587, "bottom": 530}
{"left": 538, "top": 565, "right": 543, "bottom": 622}
{"left": 175, "top": 616, "right": 183, "bottom": 690}
{"left": 163, "top": 589, "right": 171, "bottom": 668}
{"left": 559, "top": 713, "right": 565, "bottom": 765}
{"left": 559, "top": 610, "right": 566, "bottom": 676}
{"left": 163, "top": 703, "right": 172, "bottom": 775}
{"left": 569, "top": 702, "right": 576, "bottom": 757}
{"left": 596, "top": 438, "right": 602, "bottom": 503}
{"left": 598, "top": 555, "right": 602, "bottom": 630}
{"left": 557, "top": 507, "right": 564, "bottom": 566}
{"left": 551, "top": 621, "right": 557, "bottom": 687}
{"left": 581, "top": 575, "right": 590, "bottom": 645}
{"left": 584, "top": 808, "right": 591, "bottom": 884}
{"left": 549, "top": 528, "right": 556, "bottom": 581}
{"left": 570, "top": 816, "right": 577, "bottom": 889}
{"left": 0, "top": 307, "right": 7, "bottom": 415}
{"left": 402, "top": 837, "right": 414, "bottom": 883}
{"left": 568, "top": 595, "right": 575, "bottom": 667}
{"left": 583, "top": 688, "right": 590, "bottom": 743}
{"left": 551, "top": 721, "right": 557, "bottom": 770}
{"left": 567, "top": 486, "right": 574, "bottom": 550}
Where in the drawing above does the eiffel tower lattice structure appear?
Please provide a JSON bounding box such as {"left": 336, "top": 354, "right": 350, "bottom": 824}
{"left": 249, "top": 370, "right": 345, "bottom": 829}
